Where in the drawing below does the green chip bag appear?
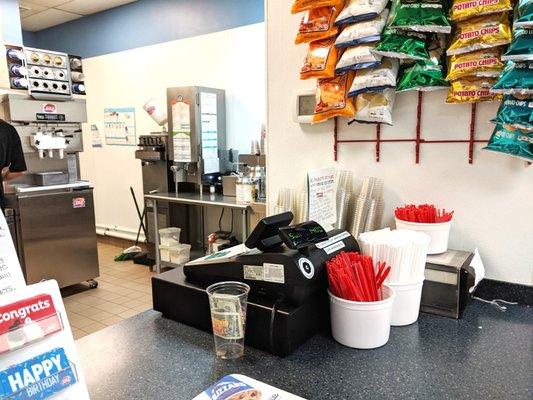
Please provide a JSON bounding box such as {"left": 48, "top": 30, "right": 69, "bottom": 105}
{"left": 491, "top": 95, "right": 533, "bottom": 131}
{"left": 515, "top": 0, "right": 533, "bottom": 29}
{"left": 491, "top": 61, "right": 533, "bottom": 95}
{"left": 396, "top": 60, "right": 449, "bottom": 92}
{"left": 502, "top": 28, "right": 533, "bottom": 61}
{"left": 373, "top": 29, "right": 430, "bottom": 60}
{"left": 388, "top": 0, "right": 451, "bottom": 33}
{"left": 483, "top": 124, "right": 533, "bottom": 161}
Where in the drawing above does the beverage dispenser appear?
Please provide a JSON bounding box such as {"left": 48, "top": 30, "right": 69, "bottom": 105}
{"left": 166, "top": 86, "right": 229, "bottom": 192}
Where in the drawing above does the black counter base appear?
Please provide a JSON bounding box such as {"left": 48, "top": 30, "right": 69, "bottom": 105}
{"left": 152, "top": 267, "right": 328, "bottom": 356}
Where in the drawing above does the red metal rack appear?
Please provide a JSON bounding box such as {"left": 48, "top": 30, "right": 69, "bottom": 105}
{"left": 333, "top": 92, "right": 490, "bottom": 164}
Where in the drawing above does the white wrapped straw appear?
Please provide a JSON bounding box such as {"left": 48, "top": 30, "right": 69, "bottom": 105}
{"left": 358, "top": 228, "right": 430, "bottom": 284}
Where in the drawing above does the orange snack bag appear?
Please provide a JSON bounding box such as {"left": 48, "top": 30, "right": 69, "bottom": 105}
{"left": 295, "top": 6, "right": 344, "bottom": 44}
{"left": 300, "top": 37, "right": 339, "bottom": 80}
{"left": 313, "top": 72, "right": 356, "bottom": 123}
{"left": 291, "top": 0, "right": 344, "bottom": 14}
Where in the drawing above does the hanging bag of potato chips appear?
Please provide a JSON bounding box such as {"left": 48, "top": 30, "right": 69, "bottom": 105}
{"left": 483, "top": 124, "right": 533, "bottom": 161}
{"left": 491, "top": 95, "right": 533, "bottom": 131}
{"left": 449, "top": 0, "right": 512, "bottom": 22}
{"left": 396, "top": 60, "right": 448, "bottom": 92}
{"left": 446, "top": 13, "right": 512, "bottom": 56}
{"left": 446, "top": 77, "right": 501, "bottom": 103}
{"left": 446, "top": 48, "right": 505, "bottom": 81}
{"left": 348, "top": 58, "right": 399, "bottom": 96}
{"left": 292, "top": 0, "right": 345, "bottom": 14}
{"left": 502, "top": 28, "right": 533, "bottom": 61}
{"left": 300, "top": 37, "right": 339, "bottom": 79}
{"left": 313, "top": 72, "right": 356, "bottom": 123}
{"left": 372, "top": 29, "right": 431, "bottom": 60}
{"left": 387, "top": 0, "right": 451, "bottom": 34}
{"left": 335, "top": 44, "right": 382, "bottom": 74}
{"left": 295, "top": 6, "right": 344, "bottom": 44}
{"left": 334, "top": 9, "right": 389, "bottom": 48}
{"left": 334, "top": 0, "right": 389, "bottom": 25}
{"left": 491, "top": 61, "right": 533, "bottom": 95}
{"left": 350, "top": 88, "right": 396, "bottom": 125}
{"left": 514, "top": 0, "right": 533, "bottom": 28}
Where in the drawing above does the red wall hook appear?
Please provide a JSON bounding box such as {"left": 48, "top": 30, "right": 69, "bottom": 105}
{"left": 333, "top": 92, "right": 489, "bottom": 164}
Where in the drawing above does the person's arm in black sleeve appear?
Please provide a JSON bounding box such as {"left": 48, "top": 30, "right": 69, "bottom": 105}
{"left": 3, "top": 124, "right": 27, "bottom": 181}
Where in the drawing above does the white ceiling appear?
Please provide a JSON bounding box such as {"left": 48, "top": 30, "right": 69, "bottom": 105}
{"left": 20, "top": 0, "right": 138, "bottom": 31}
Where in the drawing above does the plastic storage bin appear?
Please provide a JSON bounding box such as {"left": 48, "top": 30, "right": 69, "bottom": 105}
{"left": 329, "top": 285, "right": 395, "bottom": 349}
{"left": 395, "top": 218, "right": 451, "bottom": 254}
{"left": 159, "top": 245, "right": 171, "bottom": 262}
{"left": 159, "top": 227, "right": 181, "bottom": 246}
{"left": 169, "top": 244, "right": 191, "bottom": 265}
{"left": 388, "top": 278, "right": 424, "bottom": 326}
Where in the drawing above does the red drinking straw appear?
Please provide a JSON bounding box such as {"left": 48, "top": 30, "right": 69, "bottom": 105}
{"left": 395, "top": 204, "right": 454, "bottom": 223}
{"left": 326, "top": 252, "right": 391, "bottom": 302}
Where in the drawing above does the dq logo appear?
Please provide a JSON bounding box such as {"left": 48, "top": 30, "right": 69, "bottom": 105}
{"left": 72, "top": 197, "right": 86, "bottom": 208}
{"left": 43, "top": 103, "right": 57, "bottom": 113}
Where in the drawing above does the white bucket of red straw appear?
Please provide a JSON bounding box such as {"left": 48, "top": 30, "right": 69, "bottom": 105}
{"left": 395, "top": 204, "right": 453, "bottom": 255}
{"left": 326, "top": 252, "right": 394, "bottom": 349}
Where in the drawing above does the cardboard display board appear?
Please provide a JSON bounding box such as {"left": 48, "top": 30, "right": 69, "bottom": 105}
{"left": 0, "top": 214, "right": 90, "bottom": 399}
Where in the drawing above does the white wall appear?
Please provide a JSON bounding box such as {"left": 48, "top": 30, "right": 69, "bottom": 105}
{"left": 79, "top": 23, "right": 265, "bottom": 238}
{"left": 266, "top": 1, "right": 532, "bottom": 285}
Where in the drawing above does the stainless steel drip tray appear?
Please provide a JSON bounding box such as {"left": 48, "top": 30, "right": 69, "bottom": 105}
{"left": 34, "top": 171, "right": 69, "bottom": 186}
{"left": 14, "top": 180, "right": 91, "bottom": 194}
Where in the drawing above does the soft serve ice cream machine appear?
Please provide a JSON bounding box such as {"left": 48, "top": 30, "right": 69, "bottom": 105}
{"left": 0, "top": 93, "right": 99, "bottom": 289}
{"left": 0, "top": 93, "right": 85, "bottom": 183}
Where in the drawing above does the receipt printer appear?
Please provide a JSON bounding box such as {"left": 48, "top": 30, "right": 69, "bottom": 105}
{"left": 152, "top": 212, "right": 359, "bottom": 356}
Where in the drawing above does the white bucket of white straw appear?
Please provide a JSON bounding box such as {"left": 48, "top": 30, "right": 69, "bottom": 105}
{"left": 388, "top": 277, "right": 424, "bottom": 326}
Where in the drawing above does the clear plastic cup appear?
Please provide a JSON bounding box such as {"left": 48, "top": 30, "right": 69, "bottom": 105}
{"left": 206, "top": 281, "right": 250, "bottom": 359}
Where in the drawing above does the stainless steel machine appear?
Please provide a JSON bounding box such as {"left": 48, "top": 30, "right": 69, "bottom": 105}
{"left": 135, "top": 133, "right": 174, "bottom": 260}
{"left": 136, "top": 87, "right": 230, "bottom": 260}
{"left": 167, "top": 86, "right": 229, "bottom": 190}
{"left": 1, "top": 93, "right": 99, "bottom": 288}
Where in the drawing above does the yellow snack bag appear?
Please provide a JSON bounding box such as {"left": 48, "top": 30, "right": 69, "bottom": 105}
{"left": 300, "top": 37, "right": 339, "bottom": 80}
{"left": 295, "top": 6, "right": 344, "bottom": 44}
{"left": 450, "top": 0, "right": 513, "bottom": 22}
{"left": 446, "top": 13, "right": 512, "bottom": 56}
{"left": 446, "top": 48, "right": 504, "bottom": 81}
{"left": 446, "top": 77, "right": 502, "bottom": 103}
{"left": 313, "top": 72, "right": 356, "bottom": 123}
{"left": 291, "top": 0, "right": 344, "bottom": 14}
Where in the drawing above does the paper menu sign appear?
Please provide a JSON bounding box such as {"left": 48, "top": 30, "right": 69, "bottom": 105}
{"left": 0, "top": 280, "right": 90, "bottom": 400}
{"left": 0, "top": 213, "right": 26, "bottom": 296}
{"left": 171, "top": 100, "right": 192, "bottom": 162}
{"left": 194, "top": 374, "right": 305, "bottom": 400}
{"left": 307, "top": 167, "right": 337, "bottom": 229}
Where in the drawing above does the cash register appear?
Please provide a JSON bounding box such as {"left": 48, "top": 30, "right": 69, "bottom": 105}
{"left": 152, "top": 212, "right": 359, "bottom": 356}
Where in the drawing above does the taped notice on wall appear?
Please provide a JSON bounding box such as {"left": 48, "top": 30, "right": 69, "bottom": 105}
{"left": 0, "top": 213, "right": 26, "bottom": 296}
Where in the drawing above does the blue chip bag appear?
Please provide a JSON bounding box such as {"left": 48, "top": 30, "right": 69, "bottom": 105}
{"left": 484, "top": 124, "right": 533, "bottom": 161}
{"left": 491, "top": 95, "right": 533, "bottom": 130}
{"left": 502, "top": 28, "right": 533, "bottom": 61}
{"left": 491, "top": 61, "right": 533, "bottom": 95}
{"left": 514, "top": 0, "right": 533, "bottom": 29}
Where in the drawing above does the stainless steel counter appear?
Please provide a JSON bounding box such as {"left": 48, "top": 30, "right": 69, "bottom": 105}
{"left": 145, "top": 192, "right": 251, "bottom": 209}
{"left": 144, "top": 192, "right": 251, "bottom": 273}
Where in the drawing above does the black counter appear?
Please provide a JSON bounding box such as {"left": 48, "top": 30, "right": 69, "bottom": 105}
{"left": 76, "top": 302, "right": 532, "bottom": 399}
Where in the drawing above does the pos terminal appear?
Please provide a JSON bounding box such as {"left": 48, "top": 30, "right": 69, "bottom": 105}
{"left": 151, "top": 212, "right": 360, "bottom": 356}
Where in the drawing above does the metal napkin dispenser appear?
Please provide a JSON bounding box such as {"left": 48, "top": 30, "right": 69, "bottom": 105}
{"left": 420, "top": 250, "right": 475, "bottom": 319}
